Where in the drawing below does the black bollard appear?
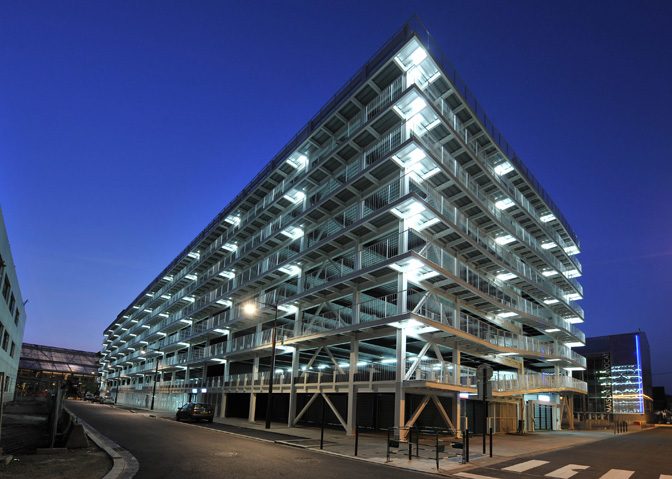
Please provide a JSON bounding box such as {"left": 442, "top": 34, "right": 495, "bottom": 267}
{"left": 408, "top": 428, "right": 413, "bottom": 460}
{"left": 466, "top": 428, "right": 470, "bottom": 462}
{"left": 416, "top": 428, "right": 420, "bottom": 458}
{"left": 320, "top": 396, "right": 325, "bottom": 450}
{"left": 354, "top": 424, "right": 359, "bottom": 456}
{"left": 489, "top": 427, "right": 493, "bottom": 457}
{"left": 386, "top": 428, "right": 391, "bottom": 462}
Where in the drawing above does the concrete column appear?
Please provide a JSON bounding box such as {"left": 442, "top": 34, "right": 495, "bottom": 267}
{"left": 219, "top": 393, "right": 228, "bottom": 418}
{"left": 452, "top": 299, "right": 460, "bottom": 329}
{"left": 249, "top": 355, "right": 260, "bottom": 422}
{"left": 397, "top": 272, "right": 408, "bottom": 315}
{"left": 346, "top": 339, "right": 359, "bottom": 435}
{"left": 452, "top": 392, "right": 462, "bottom": 438}
{"left": 288, "top": 346, "right": 300, "bottom": 427}
{"left": 453, "top": 347, "right": 461, "bottom": 386}
{"left": 223, "top": 360, "right": 230, "bottom": 382}
{"left": 220, "top": 360, "right": 230, "bottom": 419}
{"left": 452, "top": 346, "right": 462, "bottom": 437}
{"left": 394, "top": 328, "right": 407, "bottom": 439}
{"left": 352, "top": 288, "right": 361, "bottom": 325}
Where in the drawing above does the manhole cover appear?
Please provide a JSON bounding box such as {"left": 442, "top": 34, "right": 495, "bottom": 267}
{"left": 293, "top": 457, "right": 319, "bottom": 463}
{"left": 215, "top": 451, "right": 240, "bottom": 457}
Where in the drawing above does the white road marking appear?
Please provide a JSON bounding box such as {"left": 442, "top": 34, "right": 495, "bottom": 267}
{"left": 545, "top": 464, "right": 590, "bottom": 478}
{"left": 503, "top": 460, "right": 550, "bottom": 472}
{"left": 597, "top": 470, "right": 634, "bottom": 479}
{"left": 456, "top": 472, "right": 501, "bottom": 479}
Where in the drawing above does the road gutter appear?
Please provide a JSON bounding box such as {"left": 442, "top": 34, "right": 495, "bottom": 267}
{"left": 64, "top": 406, "right": 139, "bottom": 479}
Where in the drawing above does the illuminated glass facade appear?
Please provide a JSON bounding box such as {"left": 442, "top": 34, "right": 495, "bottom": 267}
{"left": 574, "top": 332, "right": 652, "bottom": 416}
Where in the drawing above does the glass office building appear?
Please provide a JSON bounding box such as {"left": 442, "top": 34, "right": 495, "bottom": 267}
{"left": 100, "top": 21, "right": 587, "bottom": 434}
{"left": 574, "top": 332, "right": 653, "bottom": 420}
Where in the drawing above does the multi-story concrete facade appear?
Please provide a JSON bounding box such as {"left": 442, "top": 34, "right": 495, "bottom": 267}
{"left": 100, "top": 22, "right": 587, "bottom": 434}
{"left": 0, "top": 207, "right": 27, "bottom": 402}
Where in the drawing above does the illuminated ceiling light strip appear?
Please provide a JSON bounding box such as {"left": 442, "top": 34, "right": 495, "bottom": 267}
{"left": 221, "top": 243, "right": 238, "bottom": 252}
{"left": 224, "top": 215, "right": 241, "bottom": 226}
{"left": 540, "top": 213, "right": 556, "bottom": 223}
{"left": 495, "top": 198, "right": 515, "bottom": 210}
{"left": 493, "top": 161, "right": 514, "bottom": 176}
{"left": 409, "top": 46, "right": 427, "bottom": 65}
{"left": 495, "top": 234, "right": 516, "bottom": 245}
{"left": 283, "top": 190, "right": 306, "bottom": 204}
{"left": 286, "top": 153, "right": 308, "bottom": 170}
{"left": 281, "top": 226, "right": 304, "bottom": 239}
{"left": 564, "top": 269, "right": 581, "bottom": 278}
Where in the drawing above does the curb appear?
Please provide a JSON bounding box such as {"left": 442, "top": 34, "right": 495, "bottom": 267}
{"left": 64, "top": 407, "right": 139, "bottom": 479}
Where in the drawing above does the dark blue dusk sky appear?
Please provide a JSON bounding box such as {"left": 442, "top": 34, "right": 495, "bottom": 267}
{"left": 2, "top": 1, "right": 671, "bottom": 389}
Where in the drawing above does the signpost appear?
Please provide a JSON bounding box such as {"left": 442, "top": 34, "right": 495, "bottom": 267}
{"left": 477, "top": 364, "right": 493, "bottom": 455}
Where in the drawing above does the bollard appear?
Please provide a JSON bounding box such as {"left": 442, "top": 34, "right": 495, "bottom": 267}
{"left": 386, "top": 429, "right": 391, "bottom": 462}
{"left": 489, "top": 427, "right": 493, "bottom": 457}
{"left": 465, "top": 428, "right": 470, "bottom": 463}
{"left": 354, "top": 424, "right": 359, "bottom": 457}
{"left": 408, "top": 428, "right": 413, "bottom": 460}
{"left": 416, "top": 428, "right": 420, "bottom": 458}
{"left": 320, "top": 396, "right": 325, "bottom": 450}
{"left": 435, "top": 433, "right": 440, "bottom": 470}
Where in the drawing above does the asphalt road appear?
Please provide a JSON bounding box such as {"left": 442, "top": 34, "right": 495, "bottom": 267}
{"left": 66, "top": 400, "right": 435, "bottom": 479}
{"left": 454, "top": 427, "right": 672, "bottom": 479}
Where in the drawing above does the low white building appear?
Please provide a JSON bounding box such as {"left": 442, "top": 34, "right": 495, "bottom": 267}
{"left": 0, "top": 207, "right": 27, "bottom": 402}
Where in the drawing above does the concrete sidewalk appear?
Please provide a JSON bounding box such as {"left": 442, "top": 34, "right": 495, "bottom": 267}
{"left": 114, "top": 404, "right": 622, "bottom": 475}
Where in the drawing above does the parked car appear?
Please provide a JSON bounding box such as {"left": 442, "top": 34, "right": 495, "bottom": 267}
{"left": 176, "top": 403, "right": 214, "bottom": 423}
{"left": 84, "top": 392, "right": 95, "bottom": 401}
{"left": 100, "top": 396, "right": 115, "bottom": 405}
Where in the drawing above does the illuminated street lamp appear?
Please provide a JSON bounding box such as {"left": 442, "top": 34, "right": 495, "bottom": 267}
{"left": 243, "top": 300, "right": 279, "bottom": 429}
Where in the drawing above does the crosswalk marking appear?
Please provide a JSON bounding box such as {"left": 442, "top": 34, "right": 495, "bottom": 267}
{"left": 456, "top": 472, "right": 501, "bottom": 479}
{"left": 457, "top": 462, "right": 667, "bottom": 479}
{"left": 597, "top": 470, "right": 634, "bottom": 479}
{"left": 502, "top": 460, "right": 550, "bottom": 472}
{"left": 545, "top": 464, "right": 590, "bottom": 478}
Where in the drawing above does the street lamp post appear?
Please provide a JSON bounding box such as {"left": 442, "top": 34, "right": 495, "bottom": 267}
{"left": 243, "top": 300, "right": 279, "bottom": 430}
{"left": 265, "top": 305, "right": 280, "bottom": 430}
{"left": 150, "top": 354, "right": 161, "bottom": 411}
{"left": 142, "top": 347, "right": 162, "bottom": 411}
{"left": 114, "top": 378, "right": 120, "bottom": 404}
